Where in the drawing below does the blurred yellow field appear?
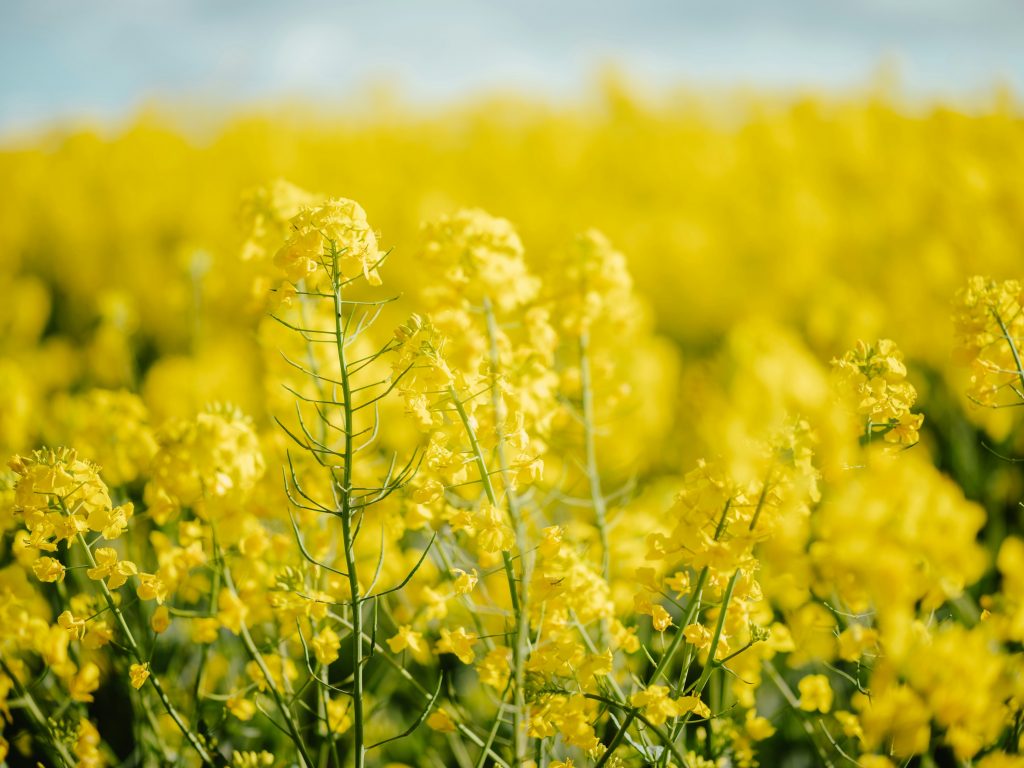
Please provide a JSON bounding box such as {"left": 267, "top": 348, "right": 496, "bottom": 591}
{"left": 2, "top": 72, "right": 1024, "bottom": 768}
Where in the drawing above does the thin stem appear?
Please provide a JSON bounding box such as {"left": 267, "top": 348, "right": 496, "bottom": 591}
{"left": 579, "top": 330, "right": 610, "bottom": 581}
{"left": 994, "top": 309, "right": 1024, "bottom": 399}
{"left": 688, "top": 570, "right": 739, "bottom": 696}
{"left": 73, "top": 534, "right": 215, "bottom": 767}
{"left": 583, "top": 694, "right": 688, "bottom": 767}
{"left": 0, "top": 656, "right": 76, "bottom": 768}
{"left": 482, "top": 297, "right": 531, "bottom": 765}
{"left": 593, "top": 710, "right": 636, "bottom": 768}
{"left": 190, "top": 527, "right": 222, "bottom": 731}
{"left": 328, "top": 611, "right": 512, "bottom": 768}
{"left": 222, "top": 561, "right": 314, "bottom": 768}
{"left": 647, "top": 499, "right": 731, "bottom": 686}
{"left": 763, "top": 661, "right": 837, "bottom": 768}
{"left": 331, "top": 243, "right": 366, "bottom": 768}
{"left": 671, "top": 568, "right": 741, "bottom": 752}
{"left": 448, "top": 384, "right": 522, "bottom": 620}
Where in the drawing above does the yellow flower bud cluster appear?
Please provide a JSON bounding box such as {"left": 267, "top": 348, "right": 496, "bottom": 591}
{"left": 274, "top": 197, "right": 381, "bottom": 286}
{"left": 954, "top": 276, "right": 1024, "bottom": 408}
{"left": 9, "top": 448, "right": 134, "bottom": 549}
{"left": 831, "top": 338, "right": 923, "bottom": 446}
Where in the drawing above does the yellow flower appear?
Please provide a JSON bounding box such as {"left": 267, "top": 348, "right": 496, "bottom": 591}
{"left": 58, "top": 610, "right": 87, "bottom": 640}
{"left": 676, "top": 695, "right": 711, "bottom": 719}
{"left": 136, "top": 573, "right": 168, "bottom": 604}
{"left": 611, "top": 620, "right": 640, "bottom": 654}
{"left": 426, "top": 708, "right": 457, "bottom": 733}
{"left": 87, "top": 547, "right": 138, "bottom": 589}
{"left": 412, "top": 478, "right": 444, "bottom": 504}
{"left": 46, "top": 389, "right": 157, "bottom": 486}
{"left": 831, "top": 339, "right": 922, "bottom": 446}
{"left": 387, "top": 625, "right": 429, "bottom": 661}
{"left": 231, "top": 751, "right": 275, "bottom": 768}
{"left": 475, "top": 501, "right": 515, "bottom": 553}
{"left": 227, "top": 694, "right": 256, "bottom": 721}
{"left": 83, "top": 621, "right": 114, "bottom": 650}
{"left": 745, "top": 711, "right": 776, "bottom": 741}
{"left": 150, "top": 605, "right": 171, "bottom": 634}
{"left": 69, "top": 662, "right": 101, "bottom": 702}
{"left": 192, "top": 617, "right": 221, "bottom": 644}
{"left": 10, "top": 448, "right": 114, "bottom": 549}
{"left": 477, "top": 646, "right": 512, "bottom": 690}
{"left": 129, "top": 662, "right": 150, "bottom": 689}
{"left": 435, "top": 627, "right": 478, "bottom": 664}
{"left": 837, "top": 624, "right": 878, "bottom": 662}
{"left": 217, "top": 588, "right": 248, "bottom": 634}
{"left": 528, "top": 694, "right": 599, "bottom": 751}
{"left": 834, "top": 710, "right": 864, "bottom": 742}
{"left": 798, "top": 674, "right": 833, "bottom": 713}
{"left": 33, "top": 556, "right": 65, "bottom": 582}
{"left": 683, "top": 622, "right": 712, "bottom": 649}
{"left": 87, "top": 501, "right": 134, "bottom": 540}
{"left": 579, "top": 650, "right": 613, "bottom": 680}
{"left": 246, "top": 656, "right": 298, "bottom": 693}
{"left": 275, "top": 198, "right": 380, "bottom": 286}
{"left": 312, "top": 627, "right": 340, "bottom": 666}
{"left": 650, "top": 604, "right": 673, "bottom": 632}
{"left": 144, "top": 405, "right": 265, "bottom": 518}
{"left": 452, "top": 567, "right": 478, "bottom": 595}
{"left": 622, "top": 688, "right": 679, "bottom": 724}
{"left": 420, "top": 208, "right": 537, "bottom": 312}
{"left": 954, "top": 276, "right": 1024, "bottom": 408}
{"left": 327, "top": 697, "right": 352, "bottom": 734}
{"left": 666, "top": 571, "right": 691, "bottom": 597}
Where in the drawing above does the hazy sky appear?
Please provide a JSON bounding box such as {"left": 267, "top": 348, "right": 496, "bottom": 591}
{"left": 3, "top": 0, "right": 1023, "bottom": 131}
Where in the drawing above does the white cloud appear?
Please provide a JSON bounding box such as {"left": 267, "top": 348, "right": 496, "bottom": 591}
{"left": 2, "top": 0, "right": 1023, "bottom": 130}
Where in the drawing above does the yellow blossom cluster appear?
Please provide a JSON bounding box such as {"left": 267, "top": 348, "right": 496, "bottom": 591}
{"left": 2, "top": 83, "right": 1024, "bottom": 768}
{"left": 831, "top": 338, "right": 924, "bottom": 446}
{"left": 954, "top": 276, "right": 1024, "bottom": 408}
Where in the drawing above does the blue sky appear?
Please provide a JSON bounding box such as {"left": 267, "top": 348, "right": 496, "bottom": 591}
{"left": 3, "top": 0, "right": 1023, "bottom": 132}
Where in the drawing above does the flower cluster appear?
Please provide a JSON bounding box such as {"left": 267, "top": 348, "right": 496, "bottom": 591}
{"left": 954, "top": 276, "right": 1024, "bottom": 408}
{"left": 831, "top": 338, "right": 924, "bottom": 446}
{"left": 275, "top": 197, "right": 382, "bottom": 286}
{"left": 2, "top": 117, "right": 1024, "bottom": 768}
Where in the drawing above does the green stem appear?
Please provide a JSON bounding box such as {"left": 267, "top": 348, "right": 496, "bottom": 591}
{"left": 449, "top": 381, "right": 526, "bottom": 764}
{"left": 448, "top": 384, "right": 521, "bottom": 619}
{"left": 482, "top": 297, "right": 531, "bottom": 764}
{"left": 73, "top": 533, "right": 215, "bottom": 767}
{"left": 658, "top": 567, "right": 743, "bottom": 766}
{"left": 763, "top": 661, "right": 836, "bottom": 768}
{"left": 330, "top": 243, "right": 366, "bottom": 768}
{"left": 994, "top": 309, "right": 1024, "bottom": 398}
{"left": 748, "top": 466, "right": 774, "bottom": 533}
{"left": 583, "top": 694, "right": 688, "bottom": 767}
{"left": 649, "top": 568, "right": 708, "bottom": 687}
{"left": 579, "top": 330, "right": 610, "bottom": 581}
{"left": 0, "top": 656, "right": 76, "bottom": 768}
{"left": 647, "top": 500, "right": 731, "bottom": 686}
{"left": 687, "top": 569, "right": 739, "bottom": 698}
{"left": 474, "top": 680, "right": 514, "bottom": 768}
{"left": 222, "top": 562, "right": 314, "bottom": 768}
{"left": 328, "top": 611, "right": 512, "bottom": 768}
{"left": 662, "top": 566, "right": 741, "bottom": 765}
{"left": 593, "top": 710, "right": 636, "bottom": 768}
{"left": 189, "top": 528, "right": 222, "bottom": 730}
